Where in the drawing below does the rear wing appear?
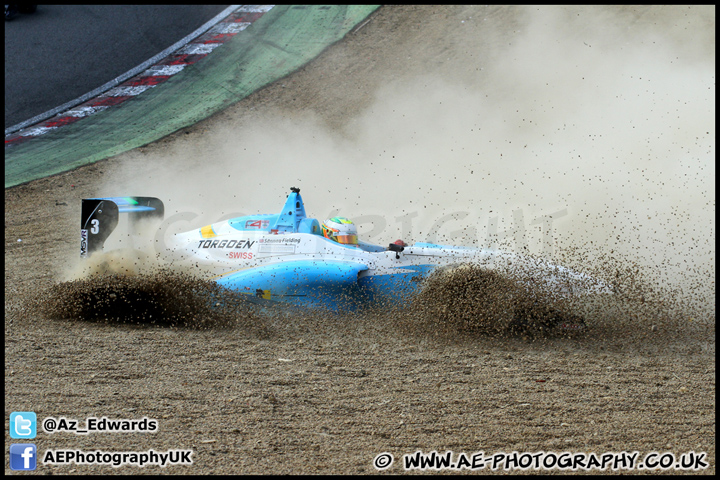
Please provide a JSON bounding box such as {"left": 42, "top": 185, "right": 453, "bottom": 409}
{"left": 81, "top": 197, "right": 164, "bottom": 257}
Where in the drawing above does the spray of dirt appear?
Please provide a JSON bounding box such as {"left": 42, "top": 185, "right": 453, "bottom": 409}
{"left": 52, "top": 6, "right": 713, "bottom": 340}
{"left": 34, "top": 269, "right": 268, "bottom": 331}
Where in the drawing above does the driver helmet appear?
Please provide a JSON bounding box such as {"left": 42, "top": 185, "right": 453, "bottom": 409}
{"left": 321, "top": 217, "right": 358, "bottom": 245}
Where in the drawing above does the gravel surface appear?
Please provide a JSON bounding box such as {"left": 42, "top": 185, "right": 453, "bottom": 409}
{"left": 5, "top": 5, "right": 714, "bottom": 475}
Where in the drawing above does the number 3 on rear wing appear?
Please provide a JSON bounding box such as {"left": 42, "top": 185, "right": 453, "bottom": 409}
{"left": 80, "top": 197, "right": 164, "bottom": 257}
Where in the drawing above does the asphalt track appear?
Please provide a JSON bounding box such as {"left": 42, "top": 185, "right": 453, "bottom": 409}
{"left": 4, "top": 5, "right": 230, "bottom": 129}
{"left": 4, "top": 5, "right": 380, "bottom": 188}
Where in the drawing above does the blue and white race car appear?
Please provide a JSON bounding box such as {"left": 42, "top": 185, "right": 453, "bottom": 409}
{"left": 80, "top": 188, "right": 609, "bottom": 318}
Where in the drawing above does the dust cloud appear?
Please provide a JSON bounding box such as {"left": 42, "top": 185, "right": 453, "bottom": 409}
{"left": 86, "top": 5, "right": 712, "bottom": 324}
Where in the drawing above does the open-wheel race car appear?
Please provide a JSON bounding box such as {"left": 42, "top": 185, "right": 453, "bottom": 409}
{"left": 81, "top": 187, "right": 609, "bottom": 328}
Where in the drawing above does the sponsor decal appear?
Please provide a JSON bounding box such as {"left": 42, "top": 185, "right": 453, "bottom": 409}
{"left": 228, "top": 251, "right": 254, "bottom": 260}
{"left": 258, "top": 237, "right": 301, "bottom": 244}
{"left": 196, "top": 239, "right": 255, "bottom": 249}
{"left": 80, "top": 229, "right": 89, "bottom": 257}
{"left": 258, "top": 244, "right": 296, "bottom": 254}
{"left": 239, "top": 288, "right": 270, "bottom": 299}
{"left": 244, "top": 219, "right": 270, "bottom": 229}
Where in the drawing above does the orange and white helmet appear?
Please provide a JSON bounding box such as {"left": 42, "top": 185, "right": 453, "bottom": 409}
{"left": 321, "top": 216, "right": 358, "bottom": 245}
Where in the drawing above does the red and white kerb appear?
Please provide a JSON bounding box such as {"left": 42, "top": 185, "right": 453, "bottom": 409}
{"left": 5, "top": 5, "right": 274, "bottom": 147}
